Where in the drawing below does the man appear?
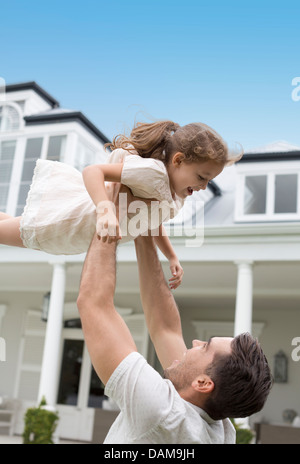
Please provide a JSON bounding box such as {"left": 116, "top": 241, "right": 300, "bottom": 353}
{"left": 77, "top": 212, "right": 272, "bottom": 443}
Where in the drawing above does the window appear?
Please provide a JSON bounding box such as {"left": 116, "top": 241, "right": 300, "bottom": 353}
{"left": 0, "top": 140, "right": 16, "bottom": 212}
{"left": 0, "top": 104, "right": 21, "bottom": 132}
{"left": 244, "top": 175, "right": 267, "bottom": 215}
{"left": 57, "top": 336, "right": 106, "bottom": 409}
{"left": 274, "top": 174, "right": 298, "bottom": 214}
{"left": 57, "top": 339, "right": 84, "bottom": 406}
{"left": 46, "top": 135, "right": 66, "bottom": 162}
{"left": 88, "top": 367, "right": 106, "bottom": 408}
{"left": 74, "top": 140, "right": 96, "bottom": 171}
{"left": 236, "top": 169, "right": 300, "bottom": 221}
{"left": 16, "top": 138, "right": 43, "bottom": 216}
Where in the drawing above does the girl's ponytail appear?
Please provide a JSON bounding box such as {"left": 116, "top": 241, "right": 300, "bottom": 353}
{"left": 106, "top": 120, "right": 180, "bottom": 162}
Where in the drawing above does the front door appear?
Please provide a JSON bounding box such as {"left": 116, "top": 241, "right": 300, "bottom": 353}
{"left": 56, "top": 311, "right": 150, "bottom": 441}
{"left": 56, "top": 328, "right": 106, "bottom": 441}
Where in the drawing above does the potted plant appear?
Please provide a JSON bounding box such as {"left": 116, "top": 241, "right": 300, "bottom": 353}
{"left": 231, "top": 419, "right": 254, "bottom": 444}
{"left": 23, "top": 397, "right": 59, "bottom": 444}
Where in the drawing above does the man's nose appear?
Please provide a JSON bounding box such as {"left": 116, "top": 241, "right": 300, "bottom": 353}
{"left": 192, "top": 339, "right": 204, "bottom": 347}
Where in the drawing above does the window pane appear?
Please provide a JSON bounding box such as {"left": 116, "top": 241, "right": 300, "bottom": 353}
{"left": 16, "top": 184, "right": 31, "bottom": 215}
{"left": 47, "top": 135, "right": 66, "bottom": 162}
{"left": 0, "top": 140, "right": 16, "bottom": 160}
{"left": 21, "top": 160, "right": 38, "bottom": 182}
{"left": 88, "top": 367, "right": 107, "bottom": 408}
{"left": 57, "top": 339, "right": 84, "bottom": 406}
{"left": 0, "top": 185, "right": 9, "bottom": 205}
{"left": 16, "top": 138, "right": 42, "bottom": 215}
{"left": 16, "top": 205, "right": 27, "bottom": 217}
{"left": 75, "top": 141, "right": 96, "bottom": 171}
{"left": 275, "top": 174, "right": 298, "bottom": 213}
{"left": 244, "top": 176, "right": 267, "bottom": 215}
{"left": 0, "top": 141, "right": 16, "bottom": 212}
{"left": 0, "top": 161, "right": 14, "bottom": 182}
{"left": 24, "top": 138, "right": 43, "bottom": 159}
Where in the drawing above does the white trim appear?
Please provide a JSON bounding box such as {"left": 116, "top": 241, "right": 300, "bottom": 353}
{"left": 237, "top": 160, "right": 300, "bottom": 173}
{"left": 13, "top": 309, "right": 46, "bottom": 399}
{"left": 191, "top": 320, "right": 265, "bottom": 341}
{"left": 19, "top": 363, "right": 41, "bottom": 373}
{"left": 0, "top": 304, "right": 7, "bottom": 333}
{"left": 267, "top": 172, "right": 274, "bottom": 216}
{"left": 78, "top": 343, "right": 93, "bottom": 409}
{"left": 6, "top": 136, "right": 26, "bottom": 215}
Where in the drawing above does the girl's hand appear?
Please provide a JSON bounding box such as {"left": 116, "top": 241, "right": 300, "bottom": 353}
{"left": 168, "top": 256, "right": 184, "bottom": 290}
{"left": 96, "top": 200, "right": 122, "bottom": 243}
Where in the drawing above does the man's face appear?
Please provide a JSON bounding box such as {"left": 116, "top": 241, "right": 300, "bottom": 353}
{"left": 163, "top": 337, "right": 233, "bottom": 391}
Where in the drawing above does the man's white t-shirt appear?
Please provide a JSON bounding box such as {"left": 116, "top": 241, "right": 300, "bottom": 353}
{"left": 104, "top": 352, "right": 236, "bottom": 444}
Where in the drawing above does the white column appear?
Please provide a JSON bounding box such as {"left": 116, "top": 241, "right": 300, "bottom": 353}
{"left": 0, "top": 305, "right": 7, "bottom": 362}
{"left": 234, "top": 261, "right": 253, "bottom": 336}
{"left": 0, "top": 305, "right": 7, "bottom": 333}
{"left": 38, "top": 262, "right": 66, "bottom": 406}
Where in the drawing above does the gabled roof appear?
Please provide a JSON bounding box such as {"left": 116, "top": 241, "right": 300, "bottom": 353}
{"left": 5, "top": 81, "right": 110, "bottom": 144}
{"left": 240, "top": 141, "right": 300, "bottom": 163}
{"left": 5, "top": 81, "right": 59, "bottom": 108}
{"left": 24, "top": 108, "right": 110, "bottom": 144}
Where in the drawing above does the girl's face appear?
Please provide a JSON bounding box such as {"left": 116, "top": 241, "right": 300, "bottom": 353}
{"left": 168, "top": 153, "right": 224, "bottom": 199}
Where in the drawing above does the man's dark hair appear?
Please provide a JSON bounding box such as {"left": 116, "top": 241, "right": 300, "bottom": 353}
{"left": 204, "top": 333, "right": 273, "bottom": 420}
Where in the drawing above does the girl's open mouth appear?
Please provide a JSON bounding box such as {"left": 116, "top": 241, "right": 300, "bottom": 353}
{"left": 187, "top": 187, "right": 193, "bottom": 195}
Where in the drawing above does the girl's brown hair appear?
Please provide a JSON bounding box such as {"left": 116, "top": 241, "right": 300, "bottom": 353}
{"left": 105, "top": 120, "right": 243, "bottom": 166}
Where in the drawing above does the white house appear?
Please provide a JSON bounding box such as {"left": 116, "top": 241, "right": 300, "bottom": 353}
{"left": 0, "top": 82, "right": 300, "bottom": 443}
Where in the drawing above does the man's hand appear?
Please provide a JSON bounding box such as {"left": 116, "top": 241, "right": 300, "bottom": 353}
{"left": 96, "top": 182, "right": 123, "bottom": 243}
{"left": 99, "top": 182, "right": 158, "bottom": 243}
{"left": 96, "top": 200, "right": 122, "bottom": 243}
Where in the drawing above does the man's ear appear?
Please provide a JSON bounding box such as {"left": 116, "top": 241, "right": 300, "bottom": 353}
{"left": 192, "top": 375, "right": 214, "bottom": 394}
{"left": 172, "top": 152, "right": 185, "bottom": 166}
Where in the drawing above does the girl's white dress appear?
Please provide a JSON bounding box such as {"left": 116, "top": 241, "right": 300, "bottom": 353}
{"left": 20, "top": 148, "right": 184, "bottom": 255}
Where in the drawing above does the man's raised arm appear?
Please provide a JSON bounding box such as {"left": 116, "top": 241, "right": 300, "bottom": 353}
{"left": 77, "top": 234, "right": 137, "bottom": 385}
{"left": 135, "top": 235, "right": 187, "bottom": 370}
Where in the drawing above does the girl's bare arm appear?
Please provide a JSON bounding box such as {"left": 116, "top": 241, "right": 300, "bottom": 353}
{"left": 82, "top": 163, "right": 123, "bottom": 206}
{"left": 82, "top": 163, "right": 124, "bottom": 242}
{"left": 154, "top": 225, "right": 184, "bottom": 289}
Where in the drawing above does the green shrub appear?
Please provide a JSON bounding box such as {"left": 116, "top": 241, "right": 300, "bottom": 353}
{"left": 231, "top": 418, "right": 254, "bottom": 444}
{"left": 23, "top": 397, "right": 59, "bottom": 444}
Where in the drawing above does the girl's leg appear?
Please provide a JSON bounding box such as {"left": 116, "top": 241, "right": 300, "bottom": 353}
{"left": 0, "top": 212, "right": 13, "bottom": 221}
{"left": 0, "top": 216, "right": 25, "bottom": 247}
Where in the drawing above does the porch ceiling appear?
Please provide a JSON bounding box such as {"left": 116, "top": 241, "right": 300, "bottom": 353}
{"left": 0, "top": 261, "right": 299, "bottom": 312}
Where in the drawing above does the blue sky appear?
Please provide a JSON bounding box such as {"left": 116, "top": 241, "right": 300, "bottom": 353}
{"left": 1, "top": 0, "right": 300, "bottom": 151}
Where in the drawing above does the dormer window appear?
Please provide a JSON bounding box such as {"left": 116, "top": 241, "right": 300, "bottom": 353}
{"left": 0, "top": 103, "right": 22, "bottom": 132}
{"left": 235, "top": 163, "right": 300, "bottom": 222}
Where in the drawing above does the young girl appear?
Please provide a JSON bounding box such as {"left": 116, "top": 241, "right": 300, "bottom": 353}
{"left": 0, "top": 121, "right": 241, "bottom": 289}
